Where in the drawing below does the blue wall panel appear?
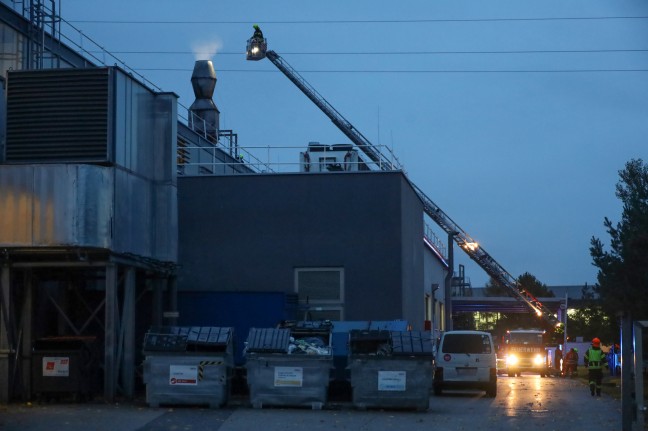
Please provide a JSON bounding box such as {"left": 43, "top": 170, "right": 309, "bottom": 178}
{"left": 178, "top": 291, "right": 297, "bottom": 364}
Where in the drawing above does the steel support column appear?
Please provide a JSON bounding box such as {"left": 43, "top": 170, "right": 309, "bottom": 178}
{"left": 0, "top": 265, "right": 11, "bottom": 403}
{"left": 20, "top": 270, "right": 33, "bottom": 401}
{"left": 167, "top": 276, "right": 178, "bottom": 326}
{"left": 633, "top": 320, "right": 647, "bottom": 431}
{"left": 152, "top": 276, "right": 163, "bottom": 327}
{"left": 621, "top": 312, "right": 633, "bottom": 431}
{"left": 121, "top": 266, "right": 135, "bottom": 399}
{"left": 444, "top": 233, "right": 455, "bottom": 331}
{"left": 104, "top": 263, "right": 118, "bottom": 401}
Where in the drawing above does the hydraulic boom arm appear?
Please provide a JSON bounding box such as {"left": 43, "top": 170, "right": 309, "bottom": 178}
{"left": 264, "top": 50, "right": 395, "bottom": 170}
{"left": 246, "top": 34, "right": 560, "bottom": 326}
{"left": 410, "top": 182, "right": 559, "bottom": 324}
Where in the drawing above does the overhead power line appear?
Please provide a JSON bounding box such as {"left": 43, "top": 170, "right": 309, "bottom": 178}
{"left": 92, "top": 49, "right": 648, "bottom": 55}
{"left": 135, "top": 68, "right": 648, "bottom": 73}
{"left": 67, "top": 16, "right": 648, "bottom": 24}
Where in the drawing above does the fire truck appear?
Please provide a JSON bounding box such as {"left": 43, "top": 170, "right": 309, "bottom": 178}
{"left": 501, "top": 329, "right": 549, "bottom": 377}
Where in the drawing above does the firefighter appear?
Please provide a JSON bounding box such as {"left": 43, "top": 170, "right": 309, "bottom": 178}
{"left": 563, "top": 347, "right": 578, "bottom": 377}
{"left": 252, "top": 24, "right": 264, "bottom": 41}
{"left": 584, "top": 337, "right": 606, "bottom": 396}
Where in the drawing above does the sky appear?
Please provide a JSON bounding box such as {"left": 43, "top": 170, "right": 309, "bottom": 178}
{"left": 38, "top": 0, "right": 648, "bottom": 288}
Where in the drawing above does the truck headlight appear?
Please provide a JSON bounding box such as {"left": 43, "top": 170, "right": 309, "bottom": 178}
{"left": 533, "top": 354, "right": 544, "bottom": 366}
{"left": 507, "top": 354, "right": 519, "bottom": 366}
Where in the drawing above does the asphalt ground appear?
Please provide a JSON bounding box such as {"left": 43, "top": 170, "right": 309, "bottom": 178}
{"left": 0, "top": 375, "right": 635, "bottom": 431}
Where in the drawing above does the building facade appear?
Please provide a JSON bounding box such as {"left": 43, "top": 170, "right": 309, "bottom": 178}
{"left": 177, "top": 171, "right": 448, "bottom": 330}
{"left": 0, "top": 0, "right": 450, "bottom": 403}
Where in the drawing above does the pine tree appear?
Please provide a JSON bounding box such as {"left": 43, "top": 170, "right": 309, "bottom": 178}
{"left": 590, "top": 159, "right": 648, "bottom": 320}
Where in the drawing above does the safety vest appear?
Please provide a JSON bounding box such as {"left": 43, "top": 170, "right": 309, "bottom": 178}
{"left": 586, "top": 348, "right": 605, "bottom": 369}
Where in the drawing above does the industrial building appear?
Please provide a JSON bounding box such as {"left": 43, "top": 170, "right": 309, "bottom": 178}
{"left": 0, "top": 1, "right": 450, "bottom": 402}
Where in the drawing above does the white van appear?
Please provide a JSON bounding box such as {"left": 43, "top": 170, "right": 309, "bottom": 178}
{"left": 433, "top": 330, "right": 497, "bottom": 397}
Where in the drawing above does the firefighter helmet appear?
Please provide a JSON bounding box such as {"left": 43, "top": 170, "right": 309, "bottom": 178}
{"left": 592, "top": 337, "right": 601, "bottom": 347}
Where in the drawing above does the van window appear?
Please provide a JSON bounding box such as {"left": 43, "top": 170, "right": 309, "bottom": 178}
{"left": 442, "top": 334, "right": 492, "bottom": 354}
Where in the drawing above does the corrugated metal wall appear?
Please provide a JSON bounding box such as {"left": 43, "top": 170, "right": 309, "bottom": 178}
{"left": 0, "top": 164, "right": 112, "bottom": 247}
{"left": 1, "top": 67, "right": 178, "bottom": 263}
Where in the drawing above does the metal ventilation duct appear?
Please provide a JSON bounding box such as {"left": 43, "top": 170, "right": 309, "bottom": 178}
{"left": 6, "top": 68, "right": 110, "bottom": 163}
{"left": 188, "top": 60, "right": 219, "bottom": 142}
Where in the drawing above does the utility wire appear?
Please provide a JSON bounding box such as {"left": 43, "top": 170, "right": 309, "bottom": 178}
{"left": 135, "top": 68, "right": 648, "bottom": 73}
{"left": 88, "top": 49, "right": 648, "bottom": 55}
{"left": 67, "top": 16, "right": 648, "bottom": 24}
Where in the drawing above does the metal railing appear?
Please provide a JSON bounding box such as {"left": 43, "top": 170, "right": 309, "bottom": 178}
{"left": 177, "top": 144, "right": 403, "bottom": 175}
{"left": 424, "top": 223, "right": 447, "bottom": 259}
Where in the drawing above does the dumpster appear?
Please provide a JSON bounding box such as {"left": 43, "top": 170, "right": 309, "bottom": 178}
{"left": 348, "top": 330, "right": 434, "bottom": 411}
{"left": 31, "top": 336, "right": 100, "bottom": 402}
{"left": 142, "top": 326, "right": 234, "bottom": 408}
{"left": 244, "top": 321, "right": 333, "bottom": 409}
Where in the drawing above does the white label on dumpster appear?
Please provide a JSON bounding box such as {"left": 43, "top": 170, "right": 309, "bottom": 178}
{"left": 274, "top": 366, "right": 303, "bottom": 387}
{"left": 169, "top": 365, "right": 198, "bottom": 386}
{"left": 42, "top": 357, "right": 70, "bottom": 377}
{"left": 378, "top": 371, "right": 406, "bottom": 391}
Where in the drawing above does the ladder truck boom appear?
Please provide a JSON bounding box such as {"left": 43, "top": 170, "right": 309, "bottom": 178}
{"left": 246, "top": 33, "right": 560, "bottom": 326}
{"left": 267, "top": 50, "right": 392, "bottom": 170}
{"left": 410, "top": 182, "right": 558, "bottom": 324}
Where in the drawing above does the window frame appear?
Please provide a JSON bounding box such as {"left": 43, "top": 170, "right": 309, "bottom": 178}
{"left": 294, "top": 267, "right": 345, "bottom": 319}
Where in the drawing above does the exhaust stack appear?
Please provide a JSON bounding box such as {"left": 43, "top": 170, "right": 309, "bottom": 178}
{"left": 189, "top": 60, "right": 220, "bottom": 143}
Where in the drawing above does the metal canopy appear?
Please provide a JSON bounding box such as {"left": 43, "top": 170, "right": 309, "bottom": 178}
{"left": 451, "top": 296, "right": 571, "bottom": 314}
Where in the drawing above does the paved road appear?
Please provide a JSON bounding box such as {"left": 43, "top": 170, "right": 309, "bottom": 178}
{"left": 0, "top": 376, "right": 625, "bottom": 431}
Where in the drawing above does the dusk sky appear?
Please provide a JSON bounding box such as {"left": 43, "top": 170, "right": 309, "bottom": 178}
{"left": 52, "top": 0, "right": 648, "bottom": 288}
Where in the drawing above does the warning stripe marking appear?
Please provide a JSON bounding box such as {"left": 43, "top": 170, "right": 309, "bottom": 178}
{"left": 198, "top": 360, "right": 224, "bottom": 381}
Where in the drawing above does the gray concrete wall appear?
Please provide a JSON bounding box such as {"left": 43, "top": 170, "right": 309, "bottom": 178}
{"left": 177, "top": 171, "right": 432, "bottom": 325}
{"left": 399, "top": 178, "right": 426, "bottom": 329}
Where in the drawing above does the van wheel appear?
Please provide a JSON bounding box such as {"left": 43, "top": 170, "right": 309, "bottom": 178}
{"left": 486, "top": 382, "right": 497, "bottom": 397}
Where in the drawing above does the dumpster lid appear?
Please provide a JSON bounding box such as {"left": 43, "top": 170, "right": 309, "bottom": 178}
{"left": 281, "top": 320, "right": 333, "bottom": 342}
{"left": 184, "top": 326, "right": 232, "bottom": 346}
{"left": 348, "top": 330, "right": 433, "bottom": 356}
{"left": 349, "top": 330, "right": 391, "bottom": 355}
{"left": 143, "top": 326, "right": 232, "bottom": 352}
{"left": 349, "top": 329, "right": 390, "bottom": 342}
{"left": 390, "top": 331, "right": 434, "bottom": 356}
{"left": 281, "top": 320, "right": 333, "bottom": 331}
{"left": 246, "top": 328, "right": 291, "bottom": 353}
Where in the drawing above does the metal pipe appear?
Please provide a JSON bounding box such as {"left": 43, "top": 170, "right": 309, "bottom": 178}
{"left": 444, "top": 232, "right": 456, "bottom": 331}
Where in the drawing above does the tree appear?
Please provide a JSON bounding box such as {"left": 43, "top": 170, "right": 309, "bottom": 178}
{"left": 484, "top": 277, "right": 509, "bottom": 297}
{"left": 517, "top": 272, "right": 555, "bottom": 298}
{"left": 565, "top": 284, "right": 616, "bottom": 343}
{"left": 590, "top": 158, "right": 648, "bottom": 320}
{"left": 484, "top": 272, "right": 554, "bottom": 298}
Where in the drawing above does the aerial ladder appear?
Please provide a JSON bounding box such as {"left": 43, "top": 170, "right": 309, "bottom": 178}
{"left": 246, "top": 33, "right": 561, "bottom": 327}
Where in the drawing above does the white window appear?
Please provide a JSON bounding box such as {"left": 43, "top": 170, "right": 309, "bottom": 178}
{"left": 295, "top": 268, "right": 344, "bottom": 320}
